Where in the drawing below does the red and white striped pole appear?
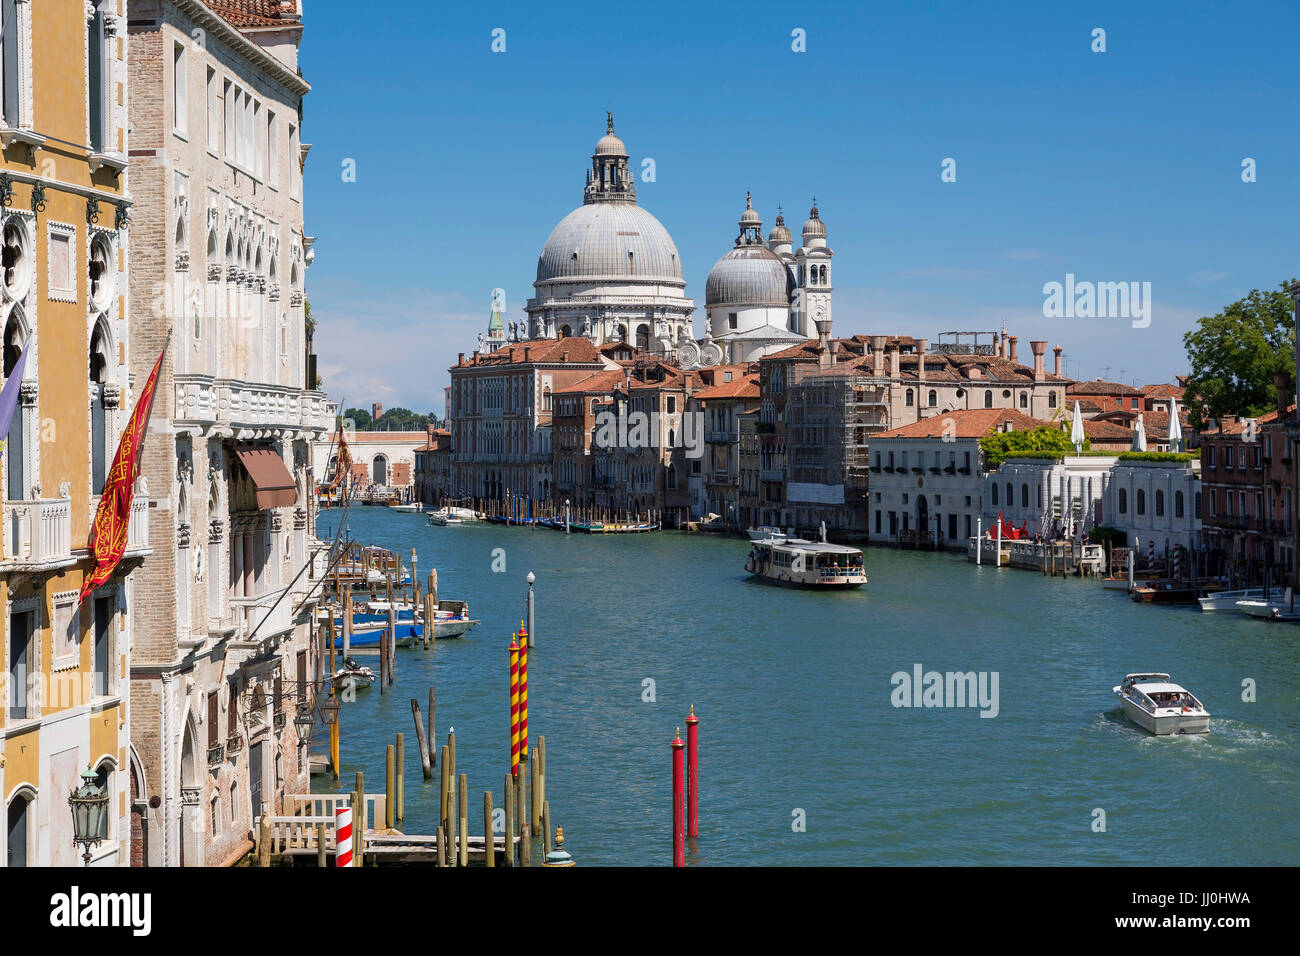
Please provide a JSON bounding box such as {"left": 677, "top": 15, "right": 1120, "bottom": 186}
{"left": 335, "top": 806, "right": 353, "bottom": 867}
{"left": 685, "top": 706, "right": 699, "bottom": 839}
{"left": 671, "top": 727, "right": 685, "bottom": 867}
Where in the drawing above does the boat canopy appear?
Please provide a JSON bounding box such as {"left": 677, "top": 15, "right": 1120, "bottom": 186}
{"left": 1123, "top": 672, "right": 1171, "bottom": 684}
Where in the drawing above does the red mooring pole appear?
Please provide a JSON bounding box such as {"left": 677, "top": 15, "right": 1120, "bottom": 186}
{"left": 509, "top": 633, "right": 520, "bottom": 778}
{"left": 685, "top": 705, "right": 699, "bottom": 839}
{"left": 671, "top": 727, "right": 685, "bottom": 867}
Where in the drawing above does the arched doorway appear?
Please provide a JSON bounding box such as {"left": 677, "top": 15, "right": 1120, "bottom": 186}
{"left": 916, "top": 495, "right": 929, "bottom": 540}
{"left": 372, "top": 455, "right": 388, "bottom": 486}
{"left": 179, "top": 714, "right": 200, "bottom": 866}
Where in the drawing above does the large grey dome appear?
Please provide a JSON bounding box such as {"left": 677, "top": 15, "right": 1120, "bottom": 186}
{"left": 536, "top": 203, "right": 683, "bottom": 284}
{"left": 705, "top": 245, "right": 792, "bottom": 307}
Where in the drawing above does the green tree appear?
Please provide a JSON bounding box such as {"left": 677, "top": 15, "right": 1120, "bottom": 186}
{"left": 1182, "top": 281, "right": 1295, "bottom": 430}
{"left": 342, "top": 407, "right": 372, "bottom": 430}
{"left": 979, "top": 425, "right": 1084, "bottom": 469}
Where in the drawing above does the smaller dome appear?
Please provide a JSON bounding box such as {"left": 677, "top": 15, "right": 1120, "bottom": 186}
{"left": 739, "top": 191, "right": 761, "bottom": 227}
{"left": 768, "top": 209, "right": 791, "bottom": 244}
{"left": 706, "top": 244, "right": 792, "bottom": 307}
{"left": 594, "top": 133, "right": 627, "bottom": 157}
{"left": 802, "top": 202, "right": 826, "bottom": 239}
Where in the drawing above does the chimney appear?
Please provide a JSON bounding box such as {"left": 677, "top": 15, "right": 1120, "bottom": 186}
{"left": 1053, "top": 345, "right": 1063, "bottom": 377}
{"left": 917, "top": 339, "right": 928, "bottom": 381}
{"left": 1274, "top": 371, "right": 1291, "bottom": 416}
{"left": 889, "top": 345, "right": 900, "bottom": 379}
{"left": 458, "top": 352, "right": 465, "bottom": 366}
{"left": 561, "top": 349, "right": 569, "bottom": 363}
{"left": 472, "top": 350, "right": 480, "bottom": 365}
{"left": 524, "top": 346, "right": 532, "bottom": 363}
{"left": 1007, "top": 335, "right": 1018, "bottom": 363}
{"left": 1029, "top": 341, "right": 1047, "bottom": 381}
{"left": 870, "top": 335, "right": 886, "bottom": 377}
{"left": 994, "top": 331, "right": 1002, "bottom": 358}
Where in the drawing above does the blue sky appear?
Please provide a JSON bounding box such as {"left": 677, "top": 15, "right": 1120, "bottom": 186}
{"left": 299, "top": 0, "right": 1298, "bottom": 415}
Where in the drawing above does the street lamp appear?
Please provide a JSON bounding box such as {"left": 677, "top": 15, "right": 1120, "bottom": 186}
{"left": 69, "top": 767, "right": 109, "bottom": 867}
{"left": 318, "top": 693, "right": 340, "bottom": 727}
{"left": 293, "top": 700, "right": 316, "bottom": 744}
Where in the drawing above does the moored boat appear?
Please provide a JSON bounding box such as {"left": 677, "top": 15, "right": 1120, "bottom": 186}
{"left": 1113, "top": 672, "right": 1210, "bottom": 735}
{"left": 1197, "top": 587, "right": 1265, "bottom": 612}
{"left": 1235, "top": 588, "right": 1297, "bottom": 620}
{"left": 1130, "top": 580, "right": 1198, "bottom": 604}
{"left": 747, "top": 525, "right": 785, "bottom": 542}
{"left": 745, "top": 538, "right": 866, "bottom": 588}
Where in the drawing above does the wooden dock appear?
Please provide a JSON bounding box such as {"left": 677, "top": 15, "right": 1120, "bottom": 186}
{"left": 255, "top": 793, "right": 515, "bottom": 866}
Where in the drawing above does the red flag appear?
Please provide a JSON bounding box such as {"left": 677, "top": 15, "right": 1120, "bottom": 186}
{"left": 328, "top": 429, "right": 353, "bottom": 489}
{"left": 79, "top": 341, "right": 167, "bottom": 605}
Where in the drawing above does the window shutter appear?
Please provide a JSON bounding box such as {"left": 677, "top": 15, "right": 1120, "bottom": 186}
{"left": 2, "top": 0, "right": 19, "bottom": 127}
{"left": 88, "top": 7, "right": 105, "bottom": 151}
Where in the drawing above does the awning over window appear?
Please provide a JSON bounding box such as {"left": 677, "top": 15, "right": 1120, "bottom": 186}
{"left": 235, "top": 446, "right": 298, "bottom": 510}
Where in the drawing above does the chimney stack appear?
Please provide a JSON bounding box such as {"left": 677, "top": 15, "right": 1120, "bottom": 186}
{"left": 917, "top": 338, "right": 928, "bottom": 381}
{"left": 1007, "top": 335, "right": 1018, "bottom": 363}
{"left": 1030, "top": 341, "right": 1047, "bottom": 381}
{"left": 870, "top": 335, "right": 886, "bottom": 377}
{"left": 524, "top": 345, "right": 532, "bottom": 363}
{"left": 994, "top": 331, "right": 1002, "bottom": 358}
{"left": 458, "top": 352, "right": 465, "bottom": 366}
{"left": 1053, "top": 345, "right": 1063, "bottom": 377}
{"left": 889, "top": 345, "right": 900, "bottom": 379}
{"left": 1274, "top": 371, "right": 1291, "bottom": 416}
{"left": 472, "top": 350, "right": 480, "bottom": 365}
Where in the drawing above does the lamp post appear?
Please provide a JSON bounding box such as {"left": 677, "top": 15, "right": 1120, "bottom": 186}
{"left": 294, "top": 701, "right": 316, "bottom": 746}
{"left": 525, "top": 571, "right": 536, "bottom": 648}
{"left": 69, "top": 767, "right": 109, "bottom": 867}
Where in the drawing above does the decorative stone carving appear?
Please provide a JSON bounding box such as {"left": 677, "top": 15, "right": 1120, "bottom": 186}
{"left": 269, "top": 512, "right": 284, "bottom": 533}
{"left": 208, "top": 518, "right": 224, "bottom": 543}
{"left": 175, "top": 251, "right": 190, "bottom": 272}
{"left": 102, "top": 383, "right": 122, "bottom": 409}
{"left": 292, "top": 507, "right": 307, "bottom": 530}
{"left": 267, "top": 283, "right": 281, "bottom": 302}
{"left": 207, "top": 263, "right": 222, "bottom": 282}
{"left": 177, "top": 522, "right": 191, "bottom": 548}
{"left": 18, "top": 380, "right": 37, "bottom": 406}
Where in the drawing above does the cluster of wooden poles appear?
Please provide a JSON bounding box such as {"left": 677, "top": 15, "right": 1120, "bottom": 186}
{"left": 472, "top": 496, "right": 670, "bottom": 528}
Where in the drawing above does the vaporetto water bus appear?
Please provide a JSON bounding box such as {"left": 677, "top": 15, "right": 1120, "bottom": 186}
{"left": 745, "top": 538, "right": 867, "bottom": 589}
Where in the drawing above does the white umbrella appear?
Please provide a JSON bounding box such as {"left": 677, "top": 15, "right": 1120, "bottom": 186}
{"left": 1132, "top": 413, "right": 1148, "bottom": 452}
{"left": 1167, "top": 398, "right": 1183, "bottom": 452}
{"left": 1070, "top": 401, "right": 1085, "bottom": 454}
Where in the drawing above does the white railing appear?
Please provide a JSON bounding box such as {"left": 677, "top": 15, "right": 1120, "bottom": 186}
{"left": 219, "top": 380, "right": 301, "bottom": 430}
{"left": 233, "top": 586, "right": 293, "bottom": 641}
{"left": 4, "top": 497, "right": 72, "bottom": 565}
{"left": 173, "top": 374, "right": 217, "bottom": 426}
{"left": 126, "top": 494, "right": 149, "bottom": 553}
{"left": 300, "top": 390, "right": 332, "bottom": 433}
{"left": 284, "top": 793, "right": 386, "bottom": 832}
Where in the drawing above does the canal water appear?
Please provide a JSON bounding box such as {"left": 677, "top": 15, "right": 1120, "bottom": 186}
{"left": 312, "top": 507, "right": 1299, "bottom": 866}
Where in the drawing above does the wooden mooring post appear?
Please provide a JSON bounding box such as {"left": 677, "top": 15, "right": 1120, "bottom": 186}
{"left": 385, "top": 745, "right": 395, "bottom": 829}
{"left": 395, "top": 732, "right": 405, "bottom": 822}
{"left": 503, "top": 774, "right": 515, "bottom": 868}
{"left": 411, "top": 698, "right": 433, "bottom": 780}
{"left": 457, "top": 773, "right": 468, "bottom": 867}
{"left": 484, "top": 790, "right": 495, "bottom": 868}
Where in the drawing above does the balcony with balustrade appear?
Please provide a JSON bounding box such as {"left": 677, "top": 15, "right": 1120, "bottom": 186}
{"left": 2, "top": 497, "right": 74, "bottom": 572}
{"left": 231, "top": 586, "right": 296, "bottom": 647}
{"left": 173, "top": 375, "right": 332, "bottom": 440}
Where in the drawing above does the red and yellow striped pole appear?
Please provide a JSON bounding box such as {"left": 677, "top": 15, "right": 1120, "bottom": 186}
{"left": 509, "top": 633, "right": 520, "bottom": 778}
{"left": 518, "top": 620, "right": 529, "bottom": 762}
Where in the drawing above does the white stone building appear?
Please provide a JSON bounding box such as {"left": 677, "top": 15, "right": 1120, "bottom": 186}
{"left": 867, "top": 409, "right": 1045, "bottom": 545}
{"left": 983, "top": 455, "right": 1119, "bottom": 540}
{"left": 1101, "top": 458, "right": 1203, "bottom": 554}
{"left": 126, "top": 0, "right": 328, "bottom": 867}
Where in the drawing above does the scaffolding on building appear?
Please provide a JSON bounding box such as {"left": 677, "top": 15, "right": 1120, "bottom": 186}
{"left": 786, "top": 366, "right": 894, "bottom": 499}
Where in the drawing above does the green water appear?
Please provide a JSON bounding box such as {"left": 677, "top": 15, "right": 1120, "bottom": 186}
{"left": 311, "top": 507, "right": 1299, "bottom": 866}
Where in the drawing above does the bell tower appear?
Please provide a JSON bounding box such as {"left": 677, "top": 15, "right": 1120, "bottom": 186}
{"left": 792, "top": 199, "right": 833, "bottom": 338}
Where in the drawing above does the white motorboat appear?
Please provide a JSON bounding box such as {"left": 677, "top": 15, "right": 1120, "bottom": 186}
{"left": 428, "top": 506, "right": 480, "bottom": 526}
{"left": 1112, "top": 673, "right": 1210, "bottom": 735}
{"left": 747, "top": 526, "right": 786, "bottom": 542}
{"left": 1197, "top": 588, "right": 1264, "bottom": 611}
{"left": 392, "top": 502, "right": 424, "bottom": 514}
{"left": 1235, "top": 588, "right": 1295, "bottom": 619}
{"left": 745, "top": 538, "right": 867, "bottom": 588}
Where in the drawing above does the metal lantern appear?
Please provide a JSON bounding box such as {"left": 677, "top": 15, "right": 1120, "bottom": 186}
{"left": 293, "top": 701, "right": 316, "bottom": 743}
{"left": 69, "top": 767, "right": 109, "bottom": 866}
{"left": 318, "top": 693, "right": 340, "bottom": 726}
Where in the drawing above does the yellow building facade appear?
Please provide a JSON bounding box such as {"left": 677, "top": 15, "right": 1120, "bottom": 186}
{"left": 0, "top": 0, "right": 147, "bottom": 867}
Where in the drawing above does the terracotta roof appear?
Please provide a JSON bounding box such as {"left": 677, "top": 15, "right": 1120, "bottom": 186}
{"left": 210, "top": 0, "right": 301, "bottom": 28}
{"left": 1080, "top": 419, "right": 1134, "bottom": 440}
{"left": 328, "top": 431, "right": 427, "bottom": 444}
{"left": 1067, "top": 379, "right": 1144, "bottom": 396}
{"left": 1141, "top": 383, "right": 1185, "bottom": 399}
{"left": 462, "top": 337, "right": 603, "bottom": 367}
{"left": 693, "top": 376, "right": 760, "bottom": 400}
{"left": 871, "top": 408, "right": 1046, "bottom": 440}
{"left": 553, "top": 369, "right": 629, "bottom": 396}
{"left": 1206, "top": 406, "right": 1291, "bottom": 436}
